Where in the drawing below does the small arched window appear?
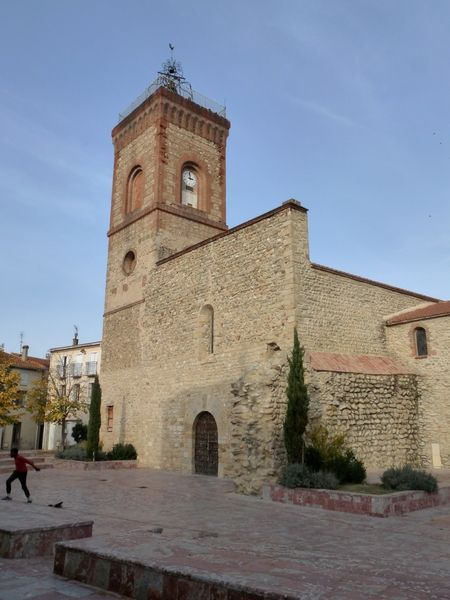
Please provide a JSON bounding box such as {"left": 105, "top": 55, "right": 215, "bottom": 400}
{"left": 125, "top": 167, "right": 144, "bottom": 214}
{"left": 181, "top": 165, "right": 199, "bottom": 208}
{"left": 414, "top": 327, "right": 428, "bottom": 357}
{"left": 199, "top": 305, "right": 214, "bottom": 355}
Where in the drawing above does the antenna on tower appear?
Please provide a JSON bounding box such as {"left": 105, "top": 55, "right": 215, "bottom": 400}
{"left": 19, "top": 332, "right": 24, "bottom": 353}
{"left": 73, "top": 325, "right": 79, "bottom": 346}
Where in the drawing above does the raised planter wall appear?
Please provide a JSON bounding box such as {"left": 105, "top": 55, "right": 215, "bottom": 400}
{"left": 54, "top": 459, "right": 137, "bottom": 471}
{"left": 262, "top": 484, "right": 450, "bottom": 517}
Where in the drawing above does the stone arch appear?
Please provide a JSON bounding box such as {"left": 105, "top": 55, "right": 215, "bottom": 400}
{"left": 414, "top": 326, "right": 428, "bottom": 357}
{"left": 176, "top": 155, "right": 211, "bottom": 213}
{"left": 181, "top": 162, "right": 200, "bottom": 209}
{"left": 125, "top": 166, "right": 144, "bottom": 214}
{"left": 193, "top": 411, "right": 218, "bottom": 476}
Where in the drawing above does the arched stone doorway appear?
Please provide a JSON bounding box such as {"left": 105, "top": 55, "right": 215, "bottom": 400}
{"left": 194, "top": 411, "right": 218, "bottom": 476}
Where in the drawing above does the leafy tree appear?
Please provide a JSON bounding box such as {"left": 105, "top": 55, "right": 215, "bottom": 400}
{"left": 71, "top": 422, "right": 88, "bottom": 443}
{"left": 28, "top": 356, "right": 88, "bottom": 449}
{"left": 0, "top": 351, "right": 21, "bottom": 427}
{"left": 283, "top": 328, "right": 309, "bottom": 464}
{"left": 26, "top": 374, "right": 49, "bottom": 423}
{"left": 86, "top": 375, "right": 101, "bottom": 460}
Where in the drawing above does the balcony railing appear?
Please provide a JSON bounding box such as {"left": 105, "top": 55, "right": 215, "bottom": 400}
{"left": 85, "top": 361, "right": 98, "bottom": 376}
{"left": 71, "top": 364, "right": 82, "bottom": 378}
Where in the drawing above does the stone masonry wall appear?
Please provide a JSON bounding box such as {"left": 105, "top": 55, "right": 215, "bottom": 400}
{"left": 110, "top": 123, "right": 158, "bottom": 230}
{"left": 386, "top": 317, "right": 450, "bottom": 467}
{"left": 309, "top": 371, "right": 420, "bottom": 468}
{"left": 101, "top": 201, "right": 439, "bottom": 490}
{"left": 101, "top": 206, "right": 305, "bottom": 491}
{"left": 164, "top": 122, "right": 225, "bottom": 223}
{"left": 289, "top": 214, "right": 437, "bottom": 354}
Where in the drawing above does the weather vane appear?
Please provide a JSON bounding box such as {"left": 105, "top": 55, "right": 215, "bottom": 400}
{"left": 157, "top": 44, "right": 193, "bottom": 99}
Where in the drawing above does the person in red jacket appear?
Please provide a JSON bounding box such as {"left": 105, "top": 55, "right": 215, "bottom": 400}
{"left": 2, "top": 448, "right": 40, "bottom": 503}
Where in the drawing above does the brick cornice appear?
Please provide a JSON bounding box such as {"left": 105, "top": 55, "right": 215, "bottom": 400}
{"left": 112, "top": 86, "right": 230, "bottom": 153}
{"left": 107, "top": 203, "right": 227, "bottom": 238}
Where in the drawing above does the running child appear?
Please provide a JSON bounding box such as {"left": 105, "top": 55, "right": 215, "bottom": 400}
{"left": 2, "top": 448, "right": 40, "bottom": 503}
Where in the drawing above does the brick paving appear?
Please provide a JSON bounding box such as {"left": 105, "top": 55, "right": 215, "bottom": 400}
{"left": 1, "top": 466, "right": 450, "bottom": 599}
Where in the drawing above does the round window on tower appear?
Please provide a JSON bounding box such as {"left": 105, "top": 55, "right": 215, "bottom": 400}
{"left": 122, "top": 250, "right": 137, "bottom": 275}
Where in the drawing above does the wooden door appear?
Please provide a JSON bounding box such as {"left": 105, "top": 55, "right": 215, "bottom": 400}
{"left": 194, "top": 412, "right": 218, "bottom": 476}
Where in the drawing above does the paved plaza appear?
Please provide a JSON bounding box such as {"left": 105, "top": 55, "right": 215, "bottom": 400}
{"left": 1, "top": 466, "right": 450, "bottom": 599}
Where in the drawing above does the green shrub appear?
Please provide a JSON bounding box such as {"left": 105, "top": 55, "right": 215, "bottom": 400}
{"left": 381, "top": 465, "right": 438, "bottom": 493}
{"left": 278, "top": 463, "right": 338, "bottom": 490}
{"left": 56, "top": 444, "right": 87, "bottom": 461}
{"left": 326, "top": 449, "right": 366, "bottom": 484}
{"left": 106, "top": 443, "right": 137, "bottom": 461}
{"left": 307, "top": 424, "right": 347, "bottom": 463}
{"left": 71, "top": 423, "right": 88, "bottom": 444}
{"left": 304, "top": 445, "right": 323, "bottom": 472}
{"left": 305, "top": 424, "right": 366, "bottom": 485}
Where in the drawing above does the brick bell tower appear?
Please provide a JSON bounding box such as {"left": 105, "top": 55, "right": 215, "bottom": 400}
{"left": 104, "top": 52, "right": 230, "bottom": 314}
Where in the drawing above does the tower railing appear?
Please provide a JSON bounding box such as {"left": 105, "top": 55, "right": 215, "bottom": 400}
{"left": 118, "top": 79, "right": 226, "bottom": 123}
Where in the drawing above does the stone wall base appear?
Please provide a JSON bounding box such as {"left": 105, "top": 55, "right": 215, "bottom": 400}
{"left": 0, "top": 520, "right": 93, "bottom": 559}
{"left": 262, "top": 484, "right": 450, "bottom": 517}
{"left": 54, "top": 459, "right": 137, "bottom": 470}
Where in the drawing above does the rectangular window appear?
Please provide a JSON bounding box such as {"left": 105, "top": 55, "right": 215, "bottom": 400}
{"left": 73, "top": 384, "right": 80, "bottom": 401}
{"left": 85, "top": 355, "right": 98, "bottom": 376}
{"left": 57, "top": 356, "right": 67, "bottom": 378}
{"left": 88, "top": 382, "right": 94, "bottom": 402}
{"left": 16, "top": 390, "right": 27, "bottom": 407}
{"left": 71, "top": 356, "right": 83, "bottom": 377}
{"left": 107, "top": 406, "right": 114, "bottom": 432}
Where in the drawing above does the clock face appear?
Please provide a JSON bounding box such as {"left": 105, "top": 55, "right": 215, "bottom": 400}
{"left": 183, "top": 169, "right": 197, "bottom": 188}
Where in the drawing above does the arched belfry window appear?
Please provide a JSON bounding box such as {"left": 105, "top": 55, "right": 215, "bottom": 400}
{"left": 125, "top": 166, "right": 144, "bottom": 214}
{"left": 414, "top": 327, "right": 428, "bottom": 357}
{"left": 181, "top": 164, "right": 199, "bottom": 208}
{"left": 199, "top": 305, "right": 214, "bottom": 355}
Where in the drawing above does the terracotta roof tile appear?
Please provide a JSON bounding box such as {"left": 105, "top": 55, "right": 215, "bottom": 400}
{"left": 3, "top": 352, "right": 49, "bottom": 371}
{"left": 309, "top": 352, "right": 413, "bottom": 375}
{"left": 386, "top": 300, "right": 450, "bottom": 326}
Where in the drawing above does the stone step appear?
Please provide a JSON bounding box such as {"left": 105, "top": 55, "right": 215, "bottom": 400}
{"left": 0, "top": 454, "right": 54, "bottom": 463}
{"left": 0, "top": 462, "right": 54, "bottom": 474}
{"left": 0, "top": 503, "right": 93, "bottom": 559}
{"left": 0, "top": 454, "right": 56, "bottom": 474}
{"left": 0, "top": 448, "right": 55, "bottom": 458}
{"left": 54, "top": 530, "right": 297, "bottom": 600}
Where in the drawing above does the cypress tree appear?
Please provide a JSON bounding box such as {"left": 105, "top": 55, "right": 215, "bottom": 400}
{"left": 86, "top": 375, "right": 101, "bottom": 460}
{"left": 283, "top": 328, "right": 309, "bottom": 464}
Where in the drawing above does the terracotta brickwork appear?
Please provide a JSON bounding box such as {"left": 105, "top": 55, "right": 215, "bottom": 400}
{"left": 105, "top": 87, "right": 229, "bottom": 317}
{"left": 264, "top": 484, "right": 450, "bottom": 518}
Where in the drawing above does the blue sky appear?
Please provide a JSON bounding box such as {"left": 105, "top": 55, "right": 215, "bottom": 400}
{"left": 1, "top": 0, "right": 449, "bottom": 357}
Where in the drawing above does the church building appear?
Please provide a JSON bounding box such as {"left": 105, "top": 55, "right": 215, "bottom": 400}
{"left": 100, "top": 56, "right": 450, "bottom": 492}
